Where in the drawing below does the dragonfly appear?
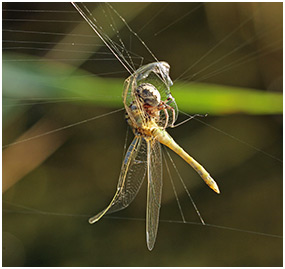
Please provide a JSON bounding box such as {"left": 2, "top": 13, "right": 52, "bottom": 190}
{"left": 88, "top": 61, "right": 220, "bottom": 251}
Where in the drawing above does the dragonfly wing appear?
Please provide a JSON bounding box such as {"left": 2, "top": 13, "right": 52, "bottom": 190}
{"left": 89, "top": 136, "right": 147, "bottom": 224}
{"left": 146, "top": 139, "right": 162, "bottom": 251}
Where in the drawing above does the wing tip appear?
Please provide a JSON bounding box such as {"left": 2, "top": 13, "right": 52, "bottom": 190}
{"left": 146, "top": 232, "right": 155, "bottom": 251}
{"left": 147, "top": 244, "right": 154, "bottom": 251}
{"left": 88, "top": 214, "right": 101, "bottom": 224}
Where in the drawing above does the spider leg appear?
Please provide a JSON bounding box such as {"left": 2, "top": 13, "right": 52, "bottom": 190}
{"left": 165, "top": 95, "right": 176, "bottom": 127}
{"left": 170, "top": 107, "right": 176, "bottom": 127}
{"left": 163, "top": 108, "right": 169, "bottom": 129}
{"left": 163, "top": 103, "right": 176, "bottom": 128}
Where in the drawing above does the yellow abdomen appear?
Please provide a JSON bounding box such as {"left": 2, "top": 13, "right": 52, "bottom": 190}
{"left": 152, "top": 127, "right": 220, "bottom": 194}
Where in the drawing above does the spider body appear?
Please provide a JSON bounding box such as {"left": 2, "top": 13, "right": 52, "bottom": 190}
{"left": 126, "top": 82, "right": 176, "bottom": 136}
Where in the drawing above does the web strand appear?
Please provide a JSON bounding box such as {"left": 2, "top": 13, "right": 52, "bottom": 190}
{"left": 163, "top": 151, "right": 186, "bottom": 223}
{"left": 3, "top": 108, "right": 124, "bottom": 148}
{"left": 3, "top": 201, "right": 282, "bottom": 239}
{"left": 2, "top": 3, "right": 282, "bottom": 256}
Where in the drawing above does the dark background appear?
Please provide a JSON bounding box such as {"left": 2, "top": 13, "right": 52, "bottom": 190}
{"left": 3, "top": 2, "right": 282, "bottom": 266}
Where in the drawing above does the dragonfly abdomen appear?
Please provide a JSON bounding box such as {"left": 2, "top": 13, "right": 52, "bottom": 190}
{"left": 152, "top": 127, "right": 220, "bottom": 194}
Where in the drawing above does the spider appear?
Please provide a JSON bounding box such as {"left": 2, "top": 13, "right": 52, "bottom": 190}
{"left": 135, "top": 83, "right": 176, "bottom": 129}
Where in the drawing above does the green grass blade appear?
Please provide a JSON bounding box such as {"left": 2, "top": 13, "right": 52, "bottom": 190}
{"left": 3, "top": 54, "right": 282, "bottom": 115}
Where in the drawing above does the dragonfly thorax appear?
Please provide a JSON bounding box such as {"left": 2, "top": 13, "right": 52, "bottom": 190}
{"left": 124, "top": 86, "right": 159, "bottom": 137}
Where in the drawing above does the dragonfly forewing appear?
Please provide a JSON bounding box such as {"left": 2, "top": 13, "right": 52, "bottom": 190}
{"left": 89, "top": 136, "right": 147, "bottom": 224}
{"left": 146, "top": 139, "right": 163, "bottom": 251}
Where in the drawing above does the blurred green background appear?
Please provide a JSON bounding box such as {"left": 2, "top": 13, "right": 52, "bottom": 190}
{"left": 3, "top": 2, "right": 282, "bottom": 267}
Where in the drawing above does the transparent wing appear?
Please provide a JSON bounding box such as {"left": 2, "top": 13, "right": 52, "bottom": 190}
{"left": 89, "top": 136, "right": 147, "bottom": 224}
{"left": 146, "top": 139, "right": 163, "bottom": 251}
